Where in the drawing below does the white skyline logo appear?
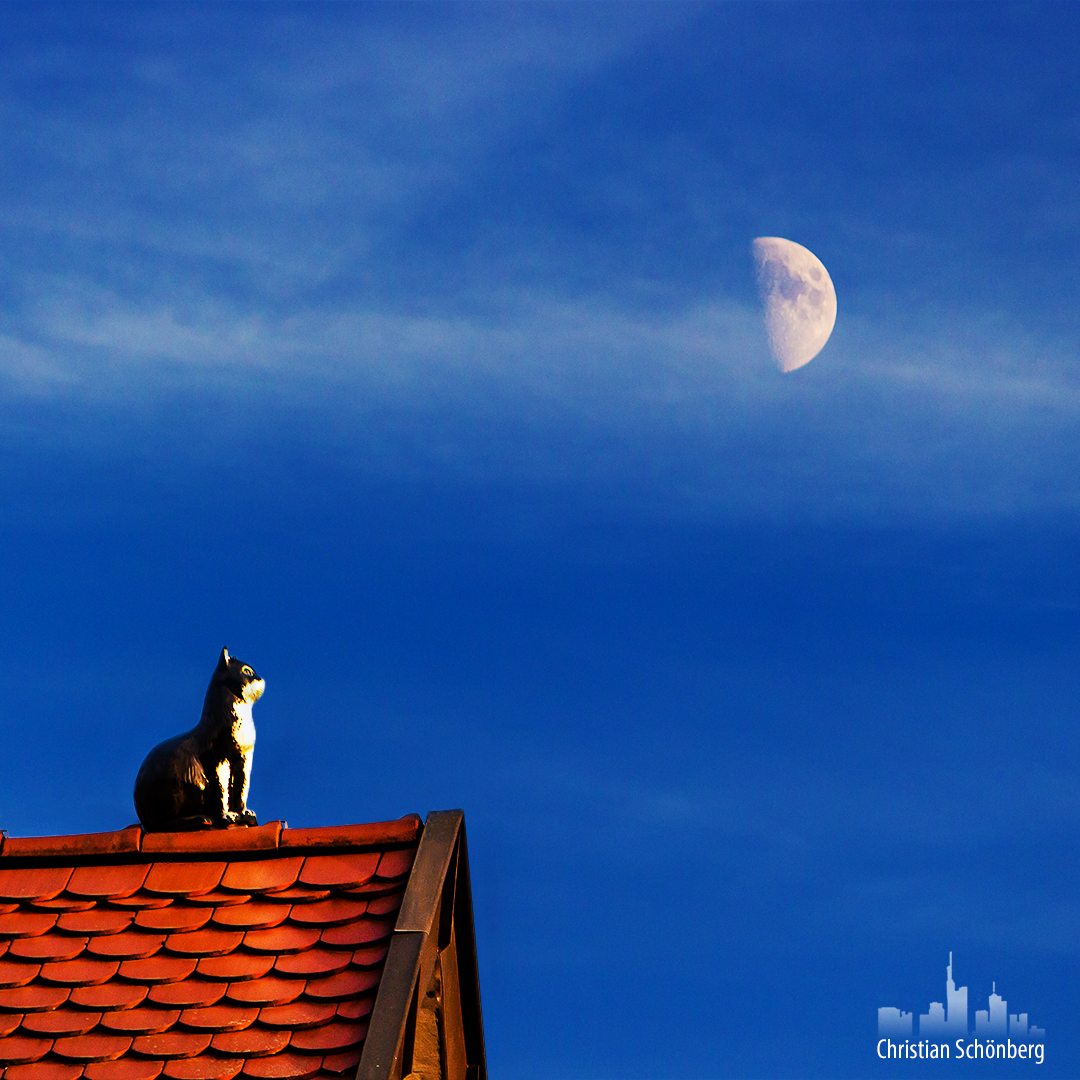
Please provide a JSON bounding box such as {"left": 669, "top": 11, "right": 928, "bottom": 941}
{"left": 879, "top": 952, "right": 1044, "bottom": 1043}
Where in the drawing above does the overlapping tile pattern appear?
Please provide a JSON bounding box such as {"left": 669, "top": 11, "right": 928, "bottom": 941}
{"left": 0, "top": 818, "right": 420, "bottom": 1080}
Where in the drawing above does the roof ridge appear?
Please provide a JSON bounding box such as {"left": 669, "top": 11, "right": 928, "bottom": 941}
{"left": 0, "top": 817, "right": 422, "bottom": 864}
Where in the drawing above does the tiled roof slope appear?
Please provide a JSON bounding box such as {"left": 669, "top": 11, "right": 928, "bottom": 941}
{"left": 0, "top": 817, "right": 420, "bottom": 1080}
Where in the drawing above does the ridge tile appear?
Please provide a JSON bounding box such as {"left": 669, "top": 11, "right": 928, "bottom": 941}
{"left": 1, "top": 831, "right": 139, "bottom": 861}
{"left": 279, "top": 817, "right": 420, "bottom": 851}
{"left": 141, "top": 826, "right": 281, "bottom": 857}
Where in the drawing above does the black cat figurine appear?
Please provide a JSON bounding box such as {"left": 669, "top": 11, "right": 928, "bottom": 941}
{"left": 134, "top": 648, "right": 265, "bottom": 831}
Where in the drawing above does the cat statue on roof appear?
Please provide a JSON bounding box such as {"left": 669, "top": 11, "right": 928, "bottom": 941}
{"left": 134, "top": 648, "right": 265, "bottom": 831}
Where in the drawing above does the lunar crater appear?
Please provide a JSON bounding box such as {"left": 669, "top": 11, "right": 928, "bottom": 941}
{"left": 752, "top": 236, "right": 837, "bottom": 372}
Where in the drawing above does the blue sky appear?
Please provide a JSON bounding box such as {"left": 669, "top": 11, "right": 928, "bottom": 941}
{"left": 2, "top": 2, "right": 1080, "bottom": 1076}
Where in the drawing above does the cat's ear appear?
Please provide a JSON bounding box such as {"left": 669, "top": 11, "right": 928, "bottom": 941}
{"left": 218, "top": 647, "right": 231, "bottom": 669}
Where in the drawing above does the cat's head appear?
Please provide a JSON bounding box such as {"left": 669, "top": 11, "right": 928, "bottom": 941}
{"left": 214, "top": 647, "right": 266, "bottom": 704}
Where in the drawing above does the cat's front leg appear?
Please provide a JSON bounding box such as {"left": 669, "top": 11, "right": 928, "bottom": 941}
{"left": 227, "top": 749, "right": 258, "bottom": 826}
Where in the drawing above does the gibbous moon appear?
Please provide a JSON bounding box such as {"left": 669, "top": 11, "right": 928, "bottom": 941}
{"left": 752, "top": 237, "right": 837, "bottom": 372}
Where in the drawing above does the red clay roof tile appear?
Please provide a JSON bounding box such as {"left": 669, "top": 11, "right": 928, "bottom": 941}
{"left": 373, "top": 850, "right": 414, "bottom": 881}
{"left": 142, "top": 869, "right": 224, "bottom": 901}
{"left": 0, "top": 1012, "right": 24, "bottom": 1037}
{"left": 333, "top": 1000, "right": 371, "bottom": 1023}
{"left": 52, "top": 1034, "right": 133, "bottom": 1063}
{"left": 283, "top": 901, "right": 364, "bottom": 930}
{"left": 254, "top": 1005, "right": 333, "bottom": 1033}
{"left": 99, "top": 1011, "right": 180, "bottom": 1036}
{"left": 207, "top": 908, "right": 285, "bottom": 933}
{"left": 131, "top": 915, "right": 207, "bottom": 936}
{"left": 5, "top": 1060, "right": 85, "bottom": 1080}
{"left": 39, "top": 960, "right": 120, "bottom": 988}
{"left": 66, "top": 869, "right": 149, "bottom": 903}
{"left": 21, "top": 1012, "right": 101, "bottom": 1038}
{"left": 0, "top": 831, "right": 139, "bottom": 862}
{"left": 221, "top": 982, "right": 301, "bottom": 1010}
{"left": 86, "top": 937, "right": 163, "bottom": 962}
{"left": 83, "top": 1060, "right": 163, "bottom": 1080}
{"left": 9, "top": 938, "right": 88, "bottom": 963}
{"left": 68, "top": 987, "right": 147, "bottom": 1013}
{"left": 177, "top": 1007, "right": 257, "bottom": 1034}
{"left": 317, "top": 920, "right": 390, "bottom": 949}
{"left": 0, "top": 914, "right": 58, "bottom": 939}
{"left": 302, "top": 971, "right": 378, "bottom": 1003}
{"left": 0, "top": 819, "right": 421, "bottom": 1080}
{"left": 56, "top": 914, "right": 133, "bottom": 938}
{"left": 0, "top": 987, "right": 69, "bottom": 1012}
{"left": 217, "top": 864, "right": 301, "bottom": 898}
{"left": 295, "top": 858, "right": 376, "bottom": 892}
{"left": 319, "top": 1047, "right": 361, "bottom": 1076}
{"left": 163, "top": 933, "right": 242, "bottom": 960}
{"left": 141, "top": 826, "right": 281, "bottom": 857}
{"left": 0, "top": 873, "right": 71, "bottom": 905}
{"left": 116, "top": 958, "right": 197, "bottom": 986}
{"left": 362, "top": 894, "right": 401, "bottom": 918}
{"left": 240, "top": 929, "right": 318, "bottom": 957}
{"left": 143, "top": 986, "right": 223, "bottom": 1012}
{"left": 161, "top": 1058, "right": 243, "bottom": 1080}
{"left": 0, "top": 963, "right": 43, "bottom": 991}
{"left": 192, "top": 956, "right": 273, "bottom": 985}
{"left": 130, "top": 1033, "right": 211, "bottom": 1061}
{"left": 209, "top": 1029, "right": 289, "bottom": 1059}
{"left": 239, "top": 1052, "right": 320, "bottom": 1080}
{"left": 30, "top": 901, "right": 95, "bottom": 915}
{"left": 288, "top": 1022, "right": 362, "bottom": 1054}
{"left": 269, "top": 953, "right": 347, "bottom": 981}
{"left": 0, "top": 1034, "right": 53, "bottom": 1063}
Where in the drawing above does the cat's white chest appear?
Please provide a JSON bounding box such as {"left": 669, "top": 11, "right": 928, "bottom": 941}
{"left": 232, "top": 701, "right": 256, "bottom": 752}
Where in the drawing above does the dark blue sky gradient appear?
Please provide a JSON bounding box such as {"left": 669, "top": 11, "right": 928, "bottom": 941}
{"left": 1, "top": 3, "right": 1080, "bottom": 1076}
